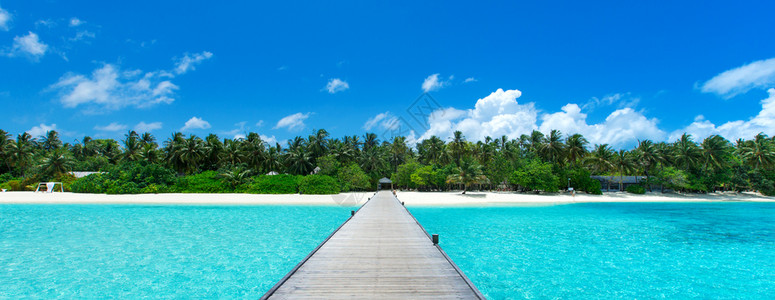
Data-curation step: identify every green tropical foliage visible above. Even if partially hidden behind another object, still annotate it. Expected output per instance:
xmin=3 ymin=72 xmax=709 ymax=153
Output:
xmin=509 ymin=159 xmax=559 ymax=192
xmin=298 ymin=175 xmax=340 ymax=194
xmin=1 ymin=127 xmax=774 ymax=196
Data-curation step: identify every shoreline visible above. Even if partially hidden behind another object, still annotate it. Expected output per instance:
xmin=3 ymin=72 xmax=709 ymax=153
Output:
xmin=1 ymin=191 xmax=773 ymax=206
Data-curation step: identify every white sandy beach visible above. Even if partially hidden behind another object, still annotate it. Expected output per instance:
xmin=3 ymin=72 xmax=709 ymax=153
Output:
xmin=0 ymin=190 xmax=772 ymax=206
xmin=395 ymin=191 xmax=775 ymax=206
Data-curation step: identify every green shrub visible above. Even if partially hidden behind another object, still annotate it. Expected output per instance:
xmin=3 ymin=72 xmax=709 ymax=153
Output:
xmin=174 ymin=171 xmax=231 ymax=193
xmin=0 ymin=173 xmax=14 ymax=183
xmin=509 ymin=160 xmax=559 ymax=192
xmin=141 ymin=184 xmax=168 ymax=194
xmin=247 ymin=174 xmax=300 ymax=194
xmin=338 ymin=163 xmax=371 ymax=192
xmin=563 ymin=167 xmax=602 ymax=194
xmin=1 ymin=177 xmax=38 ymax=191
xmin=70 ymin=174 xmax=106 ymax=193
xmin=626 ymin=185 xmax=646 ymax=194
xmin=2 ymin=180 xmax=24 ymax=191
xmin=586 ymin=180 xmax=603 ymax=195
xmin=298 ymin=175 xmax=340 ymax=194
xmin=70 ymin=162 xmax=176 ymax=194
xmin=106 ymin=181 xmax=140 ymax=195
xmin=55 ymin=174 xmax=78 ymax=192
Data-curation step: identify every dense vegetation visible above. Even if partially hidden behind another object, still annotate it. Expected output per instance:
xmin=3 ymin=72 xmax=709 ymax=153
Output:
xmin=0 ymin=128 xmax=774 ymax=196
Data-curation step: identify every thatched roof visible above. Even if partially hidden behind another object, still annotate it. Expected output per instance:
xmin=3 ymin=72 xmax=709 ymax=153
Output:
xmin=378 ymin=177 xmax=392 ymax=184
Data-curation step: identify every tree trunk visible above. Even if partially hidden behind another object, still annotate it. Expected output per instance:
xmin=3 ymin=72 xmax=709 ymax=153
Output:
xmin=620 ymin=173 xmax=624 ymax=191
xmin=646 ymin=168 xmax=651 ymax=192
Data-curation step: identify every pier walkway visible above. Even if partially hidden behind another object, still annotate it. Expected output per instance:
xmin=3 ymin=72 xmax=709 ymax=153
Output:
xmin=261 ymin=190 xmax=484 ymax=299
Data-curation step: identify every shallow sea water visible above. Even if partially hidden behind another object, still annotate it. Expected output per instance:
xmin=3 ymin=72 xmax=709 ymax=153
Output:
xmin=0 ymin=204 xmax=351 ymax=298
xmin=2 ymin=202 xmax=774 ymax=299
xmin=411 ymin=202 xmax=775 ymax=299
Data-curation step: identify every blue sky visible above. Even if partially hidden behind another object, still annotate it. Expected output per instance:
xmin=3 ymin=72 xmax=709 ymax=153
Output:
xmin=1 ymin=0 xmax=774 ymax=148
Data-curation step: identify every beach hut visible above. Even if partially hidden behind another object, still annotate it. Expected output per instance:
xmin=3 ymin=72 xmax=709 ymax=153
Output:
xmin=378 ymin=177 xmax=393 ymax=190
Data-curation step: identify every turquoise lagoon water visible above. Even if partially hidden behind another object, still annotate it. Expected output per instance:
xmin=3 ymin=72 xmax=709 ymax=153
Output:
xmin=411 ymin=202 xmax=775 ymax=299
xmin=2 ymin=202 xmax=773 ymax=299
xmin=0 ymin=204 xmax=352 ymax=298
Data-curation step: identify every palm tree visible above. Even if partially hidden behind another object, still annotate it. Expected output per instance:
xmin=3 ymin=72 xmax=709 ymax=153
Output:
xmin=264 ymin=143 xmax=284 ymax=173
xmin=673 ymin=133 xmax=700 ymax=171
xmin=0 ymin=130 xmax=13 ymax=172
xmin=329 ymin=139 xmax=355 ymax=164
xmin=426 ymin=135 xmax=444 ymax=165
xmin=308 ymin=129 xmax=329 ymax=162
xmin=344 ymin=135 xmax=362 ymax=154
xmin=175 ymin=135 xmax=205 ymax=174
xmin=586 ymin=144 xmax=615 ymax=190
xmin=10 ymin=133 xmax=34 ymax=176
xmin=38 ymin=148 xmax=74 ymax=177
xmin=141 ymin=132 xmax=156 ymax=146
xmin=220 ymin=165 xmax=252 ymax=188
xmin=164 ymin=132 xmax=186 ymax=173
xmin=141 ymin=143 xmax=161 ymax=164
xmin=474 ymin=140 xmax=495 ymax=166
xmin=285 ymin=143 xmax=313 ymax=175
xmin=446 ymin=158 xmax=488 ymax=194
xmin=41 ymin=130 xmax=62 ymax=151
xmin=700 ymin=135 xmax=732 ymax=172
xmin=81 ymin=136 xmax=98 ymax=157
xmin=449 ymin=131 xmax=467 ymax=166
xmin=565 ymin=133 xmax=588 ymax=166
xmin=586 ymin=144 xmax=614 ymax=172
xmin=363 ymin=133 xmax=378 ymax=152
xmin=635 ymin=140 xmax=658 ymax=191
xmin=612 ymin=149 xmax=635 ymax=191
xmin=738 ymin=133 xmax=775 ymax=169
xmin=528 ymin=130 xmax=545 ymax=154
xmin=244 ymin=133 xmax=267 ymax=173
xmin=389 ymin=136 xmax=408 ymax=171
xmin=203 ymin=134 xmax=224 ymax=170
xmin=122 ymin=131 xmax=142 ymax=162
xmin=359 ymin=146 xmax=387 ymax=178
xmin=539 ymin=130 xmax=565 ymax=165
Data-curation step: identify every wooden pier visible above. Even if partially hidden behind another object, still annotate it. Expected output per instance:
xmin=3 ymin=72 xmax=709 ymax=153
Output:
xmin=261 ymin=191 xmax=484 ymax=299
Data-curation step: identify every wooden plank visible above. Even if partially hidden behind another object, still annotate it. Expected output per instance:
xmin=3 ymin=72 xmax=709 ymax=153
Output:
xmin=262 ymin=191 xmax=484 ymax=299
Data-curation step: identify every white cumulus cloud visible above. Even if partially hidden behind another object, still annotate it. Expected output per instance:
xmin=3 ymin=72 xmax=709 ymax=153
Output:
xmin=422 ymin=73 xmax=452 ymax=92
xmin=27 ymin=123 xmax=58 ymax=138
xmin=7 ymin=32 xmax=48 ymax=59
xmin=174 ymin=51 xmax=213 ymax=75
xmin=51 ymin=64 xmax=178 ymax=112
xmin=418 ymin=89 xmax=537 ymax=141
xmin=181 ymin=117 xmax=211 ymax=131
xmin=325 ymin=78 xmax=349 ymax=93
xmin=51 ymin=51 xmax=212 ymax=113
xmin=274 ymin=112 xmax=310 ymax=131
xmin=464 ymin=77 xmax=477 ymax=83
xmin=409 ymin=88 xmax=667 ymax=148
xmin=134 ymin=121 xmax=162 ymax=132
xmin=69 ymin=17 xmax=83 ymax=27
xmin=0 ymin=6 xmax=11 ymax=31
xmin=701 ymin=57 xmax=775 ymax=98
xmin=261 ymin=134 xmax=278 ymax=145
xmin=540 ymin=104 xmax=665 ymax=148
xmin=94 ymin=122 xmax=128 ymax=132
xmin=671 ymin=88 xmax=775 ymax=142
xmin=363 ymin=112 xmax=400 ymax=131
xmin=224 ymin=121 xmax=248 ymax=139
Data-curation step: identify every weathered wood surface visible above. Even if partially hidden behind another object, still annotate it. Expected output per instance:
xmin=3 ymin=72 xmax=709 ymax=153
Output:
xmin=262 ymin=191 xmax=484 ymax=299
